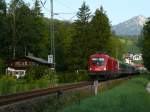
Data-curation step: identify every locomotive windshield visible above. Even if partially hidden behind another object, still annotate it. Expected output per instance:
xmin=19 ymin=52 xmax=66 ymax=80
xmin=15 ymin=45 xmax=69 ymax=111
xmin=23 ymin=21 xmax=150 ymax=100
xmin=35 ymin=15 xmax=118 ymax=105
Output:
xmin=92 ymin=58 xmax=105 ymax=66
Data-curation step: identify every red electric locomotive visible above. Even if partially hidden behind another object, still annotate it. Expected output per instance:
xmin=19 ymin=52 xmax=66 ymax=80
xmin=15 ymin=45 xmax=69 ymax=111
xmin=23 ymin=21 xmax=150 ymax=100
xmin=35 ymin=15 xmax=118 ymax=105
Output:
xmin=88 ymin=53 xmax=136 ymax=78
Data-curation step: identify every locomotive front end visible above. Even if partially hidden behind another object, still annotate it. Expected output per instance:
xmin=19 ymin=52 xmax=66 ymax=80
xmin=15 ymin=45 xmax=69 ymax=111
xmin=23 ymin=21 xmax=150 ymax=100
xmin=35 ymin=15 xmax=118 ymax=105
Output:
xmin=89 ymin=57 xmax=106 ymax=72
xmin=88 ymin=54 xmax=109 ymax=78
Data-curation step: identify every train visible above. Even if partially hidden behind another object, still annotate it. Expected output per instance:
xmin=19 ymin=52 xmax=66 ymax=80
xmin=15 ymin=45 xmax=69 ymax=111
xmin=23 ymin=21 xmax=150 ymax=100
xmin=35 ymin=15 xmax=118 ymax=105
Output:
xmin=88 ymin=53 xmax=138 ymax=79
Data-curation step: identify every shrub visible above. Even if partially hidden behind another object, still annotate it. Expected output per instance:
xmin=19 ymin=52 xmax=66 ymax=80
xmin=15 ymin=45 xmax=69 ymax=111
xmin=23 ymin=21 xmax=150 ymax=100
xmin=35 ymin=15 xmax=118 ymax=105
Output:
xmin=58 ymin=71 xmax=89 ymax=83
xmin=24 ymin=66 xmax=58 ymax=88
xmin=24 ymin=66 xmax=52 ymax=81
xmin=0 ymin=58 xmax=5 ymax=76
xmin=0 ymin=75 xmax=17 ymax=94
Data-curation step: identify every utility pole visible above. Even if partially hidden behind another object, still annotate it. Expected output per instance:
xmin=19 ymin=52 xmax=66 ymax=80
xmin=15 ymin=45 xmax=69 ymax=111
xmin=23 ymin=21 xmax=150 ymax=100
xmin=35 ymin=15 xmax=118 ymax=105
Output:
xmin=50 ymin=0 xmax=55 ymax=70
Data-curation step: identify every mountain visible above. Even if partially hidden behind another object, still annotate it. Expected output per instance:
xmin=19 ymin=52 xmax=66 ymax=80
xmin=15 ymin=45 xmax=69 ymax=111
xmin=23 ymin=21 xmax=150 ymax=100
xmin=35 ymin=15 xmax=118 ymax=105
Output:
xmin=112 ymin=15 xmax=147 ymax=36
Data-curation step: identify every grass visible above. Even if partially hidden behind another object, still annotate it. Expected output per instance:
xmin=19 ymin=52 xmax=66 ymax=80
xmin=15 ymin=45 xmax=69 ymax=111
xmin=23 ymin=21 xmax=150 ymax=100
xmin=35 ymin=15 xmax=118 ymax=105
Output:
xmin=62 ymin=75 xmax=150 ymax=112
xmin=0 ymin=75 xmax=58 ymax=95
xmin=32 ymin=89 xmax=92 ymax=112
xmin=0 ymin=71 xmax=88 ymax=95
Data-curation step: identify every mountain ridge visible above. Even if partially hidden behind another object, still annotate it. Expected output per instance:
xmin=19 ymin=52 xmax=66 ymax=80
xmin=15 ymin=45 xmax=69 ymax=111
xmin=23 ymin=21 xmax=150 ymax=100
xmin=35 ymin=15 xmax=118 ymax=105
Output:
xmin=112 ymin=15 xmax=147 ymax=36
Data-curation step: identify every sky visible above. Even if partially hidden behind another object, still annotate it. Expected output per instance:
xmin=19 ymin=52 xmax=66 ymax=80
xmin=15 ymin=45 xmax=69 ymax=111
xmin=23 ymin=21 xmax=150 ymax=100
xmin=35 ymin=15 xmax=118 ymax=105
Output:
xmin=6 ymin=0 xmax=150 ymax=25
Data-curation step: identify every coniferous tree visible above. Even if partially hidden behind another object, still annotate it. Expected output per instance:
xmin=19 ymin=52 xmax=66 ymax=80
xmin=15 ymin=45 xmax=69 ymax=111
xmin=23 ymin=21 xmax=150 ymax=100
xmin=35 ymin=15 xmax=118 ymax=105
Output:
xmin=7 ymin=0 xmax=49 ymax=58
xmin=142 ymin=18 xmax=150 ymax=70
xmin=7 ymin=0 xmax=24 ymax=58
xmin=0 ymin=0 xmax=9 ymax=59
xmin=0 ymin=0 xmax=7 ymax=41
xmin=32 ymin=0 xmax=49 ymax=58
xmin=0 ymin=0 xmax=11 ymax=73
xmin=33 ymin=0 xmax=43 ymax=17
xmin=54 ymin=21 xmax=73 ymax=71
xmin=67 ymin=2 xmax=91 ymax=70
xmin=8 ymin=0 xmax=36 ymax=57
xmin=89 ymin=6 xmax=111 ymax=54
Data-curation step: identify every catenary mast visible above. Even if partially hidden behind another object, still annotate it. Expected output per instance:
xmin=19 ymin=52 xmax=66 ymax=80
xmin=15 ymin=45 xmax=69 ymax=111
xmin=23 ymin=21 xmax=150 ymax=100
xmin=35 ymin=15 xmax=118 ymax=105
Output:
xmin=50 ymin=0 xmax=55 ymax=70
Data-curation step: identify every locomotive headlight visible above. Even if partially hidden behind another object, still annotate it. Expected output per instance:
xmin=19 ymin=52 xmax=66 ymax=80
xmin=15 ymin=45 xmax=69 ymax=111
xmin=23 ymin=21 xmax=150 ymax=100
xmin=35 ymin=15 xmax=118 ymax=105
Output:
xmin=104 ymin=67 xmax=106 ymax=70
xmin=90 ymin=67 xmax=92 ymax=70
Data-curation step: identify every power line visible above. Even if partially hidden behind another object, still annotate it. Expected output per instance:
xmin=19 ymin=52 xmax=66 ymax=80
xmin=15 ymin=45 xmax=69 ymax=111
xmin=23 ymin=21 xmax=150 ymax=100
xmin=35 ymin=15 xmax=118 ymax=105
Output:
xmin=56 ymin=0 xmax=77 ymax=12
xmin=54 ymin=12 xmax=76 ymax=15
xmin=69 ymin=15 xmax=76 ymax=21
xmin=40 ymin=0 xmax=76 ymax=17
xmin=40 ymin=0 xmax=50 ymax=12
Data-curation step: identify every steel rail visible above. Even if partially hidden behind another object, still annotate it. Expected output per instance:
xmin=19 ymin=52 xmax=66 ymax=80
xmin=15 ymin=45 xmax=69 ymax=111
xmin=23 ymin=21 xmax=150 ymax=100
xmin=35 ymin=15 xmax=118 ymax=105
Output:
xmin=0 ymin=81 xmax=92 ymax=106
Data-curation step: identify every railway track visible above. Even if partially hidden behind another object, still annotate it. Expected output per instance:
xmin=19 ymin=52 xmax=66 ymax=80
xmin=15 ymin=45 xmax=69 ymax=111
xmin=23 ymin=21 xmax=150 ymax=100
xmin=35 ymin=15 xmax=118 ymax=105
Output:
xmin=0 ymin=81 xmax=92 ymax=107
xmin=0 ymin=76 xmax=131 ymax=107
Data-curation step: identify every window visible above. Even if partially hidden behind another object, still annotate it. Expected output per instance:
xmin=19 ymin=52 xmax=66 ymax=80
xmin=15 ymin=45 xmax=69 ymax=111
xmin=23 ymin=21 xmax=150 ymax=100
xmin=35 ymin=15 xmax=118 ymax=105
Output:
xmin=92 ymin=58 xmax=105 ymax=66
xmin=15 ymin=62 xmax=21 ymax=66
xmin=24 ymin=61 xmax=28 ymax=65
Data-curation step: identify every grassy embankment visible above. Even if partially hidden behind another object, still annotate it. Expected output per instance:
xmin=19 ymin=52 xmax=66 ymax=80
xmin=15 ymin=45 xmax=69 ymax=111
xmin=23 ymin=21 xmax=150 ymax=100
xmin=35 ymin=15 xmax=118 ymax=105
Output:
xmin=0 ymin=75 xmax=57 ymax=95
xmin=0 ymin=72 xmax=88 ymax=95
xmin=62 ymin=75 xmax=150 ymax=112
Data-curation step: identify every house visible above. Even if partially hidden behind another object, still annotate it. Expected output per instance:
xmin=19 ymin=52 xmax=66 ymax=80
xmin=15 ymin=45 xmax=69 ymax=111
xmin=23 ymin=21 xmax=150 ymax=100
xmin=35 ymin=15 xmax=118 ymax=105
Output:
xmin=123 ymin=53 xmax=143 ymax=64
xmin=6 ymin=56 xmax=53 ymax=78
xmin=132 ymin=54 xmax=142 ymax=61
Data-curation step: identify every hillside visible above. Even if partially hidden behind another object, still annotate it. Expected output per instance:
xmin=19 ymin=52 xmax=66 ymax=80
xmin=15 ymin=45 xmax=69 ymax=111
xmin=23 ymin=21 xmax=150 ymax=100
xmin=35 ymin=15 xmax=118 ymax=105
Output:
xmin=112 ymin=15 xmax=147 ymax=36
xmin=119 ymin=37 xmax=141 ymax=53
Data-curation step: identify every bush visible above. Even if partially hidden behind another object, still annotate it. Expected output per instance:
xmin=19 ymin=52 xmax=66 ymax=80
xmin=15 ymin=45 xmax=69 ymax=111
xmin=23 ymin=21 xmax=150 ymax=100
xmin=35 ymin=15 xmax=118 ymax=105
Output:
xmin=0 ymin=75 xmax=17 ymax=94
xmin=24 ymin=66 xmax=53 ymax=81
xmin=0 ymin=66 xmax=59 ymax=95
xmin=45 ymin=70 xmax=58 ymax=86
xmin=58 ymin=71 xmax=89 ymax=83
xmin=0 ymin=58 xmax=5 ymax=76
xmin=24 ymin=66 xmax=58 ymax=89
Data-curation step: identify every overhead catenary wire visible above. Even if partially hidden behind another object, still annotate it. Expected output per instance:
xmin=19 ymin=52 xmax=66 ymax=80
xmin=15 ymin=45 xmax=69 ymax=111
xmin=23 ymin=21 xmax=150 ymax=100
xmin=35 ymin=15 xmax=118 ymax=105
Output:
xmin=56 ymin=0 xmax=77 ymax=12
xmin=40 ymin=0 xmax=77 ymax=21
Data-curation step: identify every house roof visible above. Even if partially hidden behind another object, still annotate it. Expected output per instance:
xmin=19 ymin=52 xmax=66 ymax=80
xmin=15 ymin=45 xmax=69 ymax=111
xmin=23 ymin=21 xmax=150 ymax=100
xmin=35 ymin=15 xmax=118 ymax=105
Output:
xmin=26 ymin=56 xmax=50 ymax=65
xmin=8 ymin=55 xmax=52 ymax=66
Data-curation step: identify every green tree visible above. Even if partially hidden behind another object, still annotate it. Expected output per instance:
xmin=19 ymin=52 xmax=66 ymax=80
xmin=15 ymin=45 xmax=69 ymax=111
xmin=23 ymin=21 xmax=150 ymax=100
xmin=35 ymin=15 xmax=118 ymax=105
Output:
xmin=89 ymin=6 xmax=111 ymax=54
xmin=8 ymin=0 xmax=28 ymax=57
xmin=67 ymin=2 xmax=91 ymax=70
xmin=31 ymin=0 xmax=49 ymax=58
xmin=142 ymin=18 xmax=150 ymax=70
xmin=7 ymin=0 xmax=49 ymax=59
xmin=54 ymin=20 xmax=73 ymax=71
xmin=137 ymin=34 xmax=144 ymax=50
xmin=0 ymin=58 xmax=5 ymax=75
xmin=107 ymin=36 xmax=126 ymax=60
xmin=33 ymin=0 xmax=43 ymax=17
xmin=16 ymin=3 xmax=36 ymax=57
xmin=0 ymin=0 xmax=9 ymax=59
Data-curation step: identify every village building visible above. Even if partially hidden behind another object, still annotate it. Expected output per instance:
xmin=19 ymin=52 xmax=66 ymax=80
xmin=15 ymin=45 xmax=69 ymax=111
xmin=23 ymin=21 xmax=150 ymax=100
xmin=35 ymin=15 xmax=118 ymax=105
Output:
xmin=6 ymin=56 xmax=52 ymax=78
xmin=123 ymin=53 xmax=142 ymax=64
xmin=132 ymin=54 xmax=142 ymax=61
